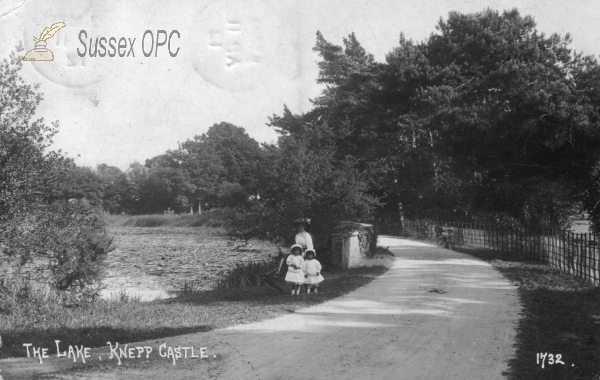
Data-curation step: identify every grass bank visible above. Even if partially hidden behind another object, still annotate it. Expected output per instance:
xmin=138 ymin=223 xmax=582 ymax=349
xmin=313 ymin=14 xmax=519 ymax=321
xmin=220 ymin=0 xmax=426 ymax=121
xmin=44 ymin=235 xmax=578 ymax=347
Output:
xmin=456 ymin=247 xmax=600 ymax=380
xmin=103 ymin=213 xmax=226 ymax=227
xmin=0 ymin=253 xmax=393 ymax=359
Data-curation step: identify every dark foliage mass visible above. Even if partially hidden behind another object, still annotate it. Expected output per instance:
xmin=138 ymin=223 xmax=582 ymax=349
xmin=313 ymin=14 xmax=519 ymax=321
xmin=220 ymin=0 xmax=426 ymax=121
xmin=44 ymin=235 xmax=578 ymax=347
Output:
xmin=266 ymin=8 xmax=600 ymax=230
xmin=28 ymin=8 xmax=600 ymax=244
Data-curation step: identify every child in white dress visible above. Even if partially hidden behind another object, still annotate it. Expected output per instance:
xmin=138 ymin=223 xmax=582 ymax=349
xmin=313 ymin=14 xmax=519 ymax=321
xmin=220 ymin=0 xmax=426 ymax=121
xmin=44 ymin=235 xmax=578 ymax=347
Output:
xmin=303 ymin=250 xmax=324 ymax=294
xmin=285 ymin=244 xmax=306 ymax=295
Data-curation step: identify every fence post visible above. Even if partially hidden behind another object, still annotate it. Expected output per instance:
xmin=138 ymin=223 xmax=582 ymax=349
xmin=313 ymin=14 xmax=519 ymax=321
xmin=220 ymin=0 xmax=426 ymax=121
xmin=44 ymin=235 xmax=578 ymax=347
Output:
xmin=575 ymin=232 xmax=579 ymax=279
xmin=484 ymin=223 xmax=487 ymax=248
xmin=585 ymin=233 xmax=589 ymax=281
xmin=568 ymin=231 xmax=572 ymax=276
xmin=537 ymin=229 xmax=546 ymax=260
xmin=536 ymin=227 xmax=540 ymax=261
xmin=595 ymin=233 xmax=599 ymax=285
xmin=574 ymin=231 xmax=578 ymax=277
xmin=592 ymin=232 xmax=595 ymax=284
xmin=504 ymin=226 xmax=507 ymax=254
xmin=561 ymin=229 xmax=565 ymax=272
xmin=499 ymin=226 xmax=503 ymax=254
xmin=578 ymin=233 xmax=582 ymax=279
xmin=580 ymin=233 xmax=583 ymax=279
xmin=495 ymin=224 xmax=499 ymax=252
xmin=585 ymin=233 xmax=596 ymax=284
xmin=538 ymin=227 xmax=548 ymax=260
xmin=557 ymin=229 xmax=562 ymax=271
xmin=522 ymin=227 xmax=524 ymax=256
xmin=590 ymin=234 xmax=600 ymax=285
xmin=498 ymin=225 xmax=501 ymax=253
xmin=581 ymin=233 xmax=585 ymax=280
xmin=519 ymin=227 xmax=523 ymax=256
xmin=596 ymin=233 xmax=600 ymax=285
xmin=541 ymin=227 xmax=545 ymax=262
xmin=576 ymin=232 xmax=580 ymax=278
xmin=527 ymin=227 xmax=532 ymax=259
xmin=584 ymin=233 xmax=589 ymax=281
xmin=553 ymin=229 xmax=558 ymax=270
xmin=556 ymin=229 xmax=560 ymax=269
xmin=545 ymin=228 xmax=549 ymax=264
xmin=532 ymin=228 xmax=541 ymax=257
xmin=505 ymin=226 xmax=508 ymax=254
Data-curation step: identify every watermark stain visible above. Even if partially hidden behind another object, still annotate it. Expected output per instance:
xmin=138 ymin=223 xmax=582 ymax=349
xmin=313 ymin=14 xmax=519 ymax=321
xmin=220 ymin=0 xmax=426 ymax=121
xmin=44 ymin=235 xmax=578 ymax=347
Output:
xmin=193 ymin=0 xmax=280 ymax=92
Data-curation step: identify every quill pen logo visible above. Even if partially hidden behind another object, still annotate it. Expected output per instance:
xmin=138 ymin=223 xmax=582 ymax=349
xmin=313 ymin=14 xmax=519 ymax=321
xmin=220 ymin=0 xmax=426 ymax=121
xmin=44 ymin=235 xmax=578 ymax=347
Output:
xmin=23 ymin=22 xmax=66 ymax=62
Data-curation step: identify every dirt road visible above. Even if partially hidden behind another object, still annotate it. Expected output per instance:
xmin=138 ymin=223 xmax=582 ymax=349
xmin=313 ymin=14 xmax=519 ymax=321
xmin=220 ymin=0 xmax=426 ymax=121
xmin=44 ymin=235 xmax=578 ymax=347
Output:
xmin=1 ymin=237 xmax=520 ymax=379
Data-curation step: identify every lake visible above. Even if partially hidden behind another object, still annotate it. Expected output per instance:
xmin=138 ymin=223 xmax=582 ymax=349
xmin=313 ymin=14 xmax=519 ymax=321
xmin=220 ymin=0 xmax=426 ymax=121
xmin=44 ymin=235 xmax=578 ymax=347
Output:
xmin=100 ymin=227 xmax=280 ymax=301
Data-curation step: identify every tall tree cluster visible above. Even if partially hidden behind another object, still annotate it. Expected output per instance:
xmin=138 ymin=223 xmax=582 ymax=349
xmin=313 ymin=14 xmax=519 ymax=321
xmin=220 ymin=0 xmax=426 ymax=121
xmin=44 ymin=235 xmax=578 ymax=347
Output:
xmin=269 ymin=8 xmax=600 ymax=230
xmin=54 ymin=122 xmax=264 ymax=215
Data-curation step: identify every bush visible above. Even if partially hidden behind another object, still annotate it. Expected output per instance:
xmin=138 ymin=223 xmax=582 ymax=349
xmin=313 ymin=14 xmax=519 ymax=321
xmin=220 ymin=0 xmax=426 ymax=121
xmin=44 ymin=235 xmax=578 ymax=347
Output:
xmin=1 ymin=200 xmax=114 ymax=309
xmin=40 ymin=201 xmax=114 ymax=296
xmin=212 ymin=256 xmax=281 ymax=290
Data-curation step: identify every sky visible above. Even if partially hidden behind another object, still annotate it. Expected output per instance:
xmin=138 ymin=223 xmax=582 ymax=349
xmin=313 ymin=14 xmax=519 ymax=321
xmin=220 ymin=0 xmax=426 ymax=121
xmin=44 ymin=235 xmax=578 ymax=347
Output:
xmin=1 ymin=0 xmax=600 ymax=171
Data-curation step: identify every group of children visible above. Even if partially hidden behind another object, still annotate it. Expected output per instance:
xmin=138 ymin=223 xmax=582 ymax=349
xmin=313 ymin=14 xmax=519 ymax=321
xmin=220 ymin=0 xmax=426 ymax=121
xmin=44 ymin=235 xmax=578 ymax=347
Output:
xmin=284 ymin=244 xmax=324 ymax=295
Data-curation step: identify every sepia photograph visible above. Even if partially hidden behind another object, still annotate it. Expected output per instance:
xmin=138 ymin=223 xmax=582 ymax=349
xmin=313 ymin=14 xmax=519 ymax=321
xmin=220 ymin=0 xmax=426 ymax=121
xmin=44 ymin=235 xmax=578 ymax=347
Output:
xmin=0 ymin=0 xmax=599 ymax=378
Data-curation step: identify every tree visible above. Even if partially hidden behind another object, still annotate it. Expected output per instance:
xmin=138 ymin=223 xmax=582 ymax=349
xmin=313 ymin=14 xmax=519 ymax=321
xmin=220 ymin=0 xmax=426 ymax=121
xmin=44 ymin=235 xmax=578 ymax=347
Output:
xmin=0 ymin=45 xmax=112 ymax=308
xmin=270 ymin=32 xmax=437 ymax=225
xmin=0 ymin=46 xmax=67 ymax=223
xmin=412 ymin=8 xmax=600 ymax=226
xmin=125 ymin=122 xmax=264 ymax=214
xmin=51 ymin=163 xmax=134 ymax=214
xmin=269 ymin=10 xmax=600 ymax=229
xmin=96 ymin=164 xmax=131 ymax=213
xmin=170 ymin=122 xmax=263 ymax=210
xmin=52 ymin=164 xmax=103 ymax=206
xmin=229 ymin=121 xmax=378 ymax=247
xmin=140 ymin=162 xmax=189 ymax=214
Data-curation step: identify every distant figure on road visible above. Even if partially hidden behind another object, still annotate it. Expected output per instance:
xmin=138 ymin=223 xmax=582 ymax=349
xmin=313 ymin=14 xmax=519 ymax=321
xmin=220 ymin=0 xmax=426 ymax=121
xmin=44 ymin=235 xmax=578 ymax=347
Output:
xmin=294 ymin=218 xmax=314 ymax=257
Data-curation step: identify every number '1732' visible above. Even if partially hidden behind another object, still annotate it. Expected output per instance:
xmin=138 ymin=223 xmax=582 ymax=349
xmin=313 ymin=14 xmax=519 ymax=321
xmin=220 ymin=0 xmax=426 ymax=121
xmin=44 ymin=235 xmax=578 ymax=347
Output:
xmin=536 ymin=353 xmax=564 ymax=368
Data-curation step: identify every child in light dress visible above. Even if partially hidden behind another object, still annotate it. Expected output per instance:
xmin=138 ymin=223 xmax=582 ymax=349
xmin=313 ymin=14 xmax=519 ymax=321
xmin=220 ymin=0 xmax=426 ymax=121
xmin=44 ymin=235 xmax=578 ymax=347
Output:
xmin=303 ymin=249 xmax=324 ymax=294
xmin=285 ymin=244 xmax=306 ymax=295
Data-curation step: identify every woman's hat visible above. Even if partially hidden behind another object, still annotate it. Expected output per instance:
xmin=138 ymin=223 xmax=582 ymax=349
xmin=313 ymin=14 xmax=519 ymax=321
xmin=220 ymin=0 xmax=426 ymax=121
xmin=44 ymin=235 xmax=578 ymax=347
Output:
xmin=293 ymin=217 xmax=311 ymax=227
xmin=305 ymin=249 xmax=316 ymax=258
xmin=290 ymin=244 xmax=303 ymax=251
